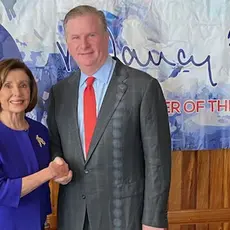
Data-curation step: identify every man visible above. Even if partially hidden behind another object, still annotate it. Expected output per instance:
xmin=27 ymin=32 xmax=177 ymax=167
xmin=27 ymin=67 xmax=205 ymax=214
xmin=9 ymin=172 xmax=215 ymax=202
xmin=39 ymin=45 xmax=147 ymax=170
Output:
xmin=47 ymin=5 xmax=171 ymax=230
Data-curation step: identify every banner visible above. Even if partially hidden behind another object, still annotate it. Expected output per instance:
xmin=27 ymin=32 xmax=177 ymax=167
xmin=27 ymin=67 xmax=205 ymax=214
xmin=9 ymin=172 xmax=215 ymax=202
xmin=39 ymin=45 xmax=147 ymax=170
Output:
xmin=0 ymin=0 xmax=230 ymax=150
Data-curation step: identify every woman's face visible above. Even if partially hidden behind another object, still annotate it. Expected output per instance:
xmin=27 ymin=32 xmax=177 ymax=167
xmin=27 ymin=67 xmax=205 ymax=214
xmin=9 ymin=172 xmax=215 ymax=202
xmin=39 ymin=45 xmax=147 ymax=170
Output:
xmin=0 ymin=69 xmax=31 ymax=114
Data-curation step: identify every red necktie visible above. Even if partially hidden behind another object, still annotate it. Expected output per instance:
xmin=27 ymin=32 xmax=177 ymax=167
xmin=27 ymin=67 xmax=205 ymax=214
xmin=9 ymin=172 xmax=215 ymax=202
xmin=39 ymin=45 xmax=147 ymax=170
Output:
xmin=84 ymin=76 xmax=96 ymax=156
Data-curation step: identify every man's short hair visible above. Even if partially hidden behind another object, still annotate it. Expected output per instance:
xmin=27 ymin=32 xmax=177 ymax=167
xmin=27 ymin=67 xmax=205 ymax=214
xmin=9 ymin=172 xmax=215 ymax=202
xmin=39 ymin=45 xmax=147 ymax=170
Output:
xmin=63 ymin=5 xmax=108 ymax=32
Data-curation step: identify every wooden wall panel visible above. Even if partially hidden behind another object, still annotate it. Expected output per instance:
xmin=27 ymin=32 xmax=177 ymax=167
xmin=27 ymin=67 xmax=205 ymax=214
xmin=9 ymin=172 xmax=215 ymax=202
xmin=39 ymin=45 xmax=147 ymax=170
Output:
xmin=209 ymin=150 xmax=224 ymax=230
xmin=181 ymin=151 xmax=196 ymax=230
xmin=47 ymin=181 xmax=59 ymax=229
xmin=224 ymin=150 xmax=230 ymax=230
xmin=196 ymin=150 xmax=210 ymax=230
xmin=47 ymin=149 xmax=230 ymax=230
xmin=168 ymin=151 xmax=182 ymax=230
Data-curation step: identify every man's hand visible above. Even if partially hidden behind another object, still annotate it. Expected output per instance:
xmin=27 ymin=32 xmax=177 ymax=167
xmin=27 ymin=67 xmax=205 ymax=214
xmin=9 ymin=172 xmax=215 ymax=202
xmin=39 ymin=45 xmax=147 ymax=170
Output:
xmin=54 ymin=170 xmax=73 ymax=185
xmin=53 ymin=157 xmax=73 ymax=185
xmin=142 ymin=225 xmax=166 ymax=230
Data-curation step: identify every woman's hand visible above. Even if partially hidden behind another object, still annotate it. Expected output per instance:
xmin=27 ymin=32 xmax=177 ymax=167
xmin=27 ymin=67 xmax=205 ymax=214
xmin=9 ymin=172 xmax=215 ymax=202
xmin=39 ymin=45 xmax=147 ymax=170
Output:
xmin=48 ymin=157 xmax=69 ymax=179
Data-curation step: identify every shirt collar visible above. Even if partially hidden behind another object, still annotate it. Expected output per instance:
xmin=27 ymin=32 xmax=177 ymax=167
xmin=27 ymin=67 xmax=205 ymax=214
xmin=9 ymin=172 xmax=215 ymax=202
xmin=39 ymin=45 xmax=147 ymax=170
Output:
xmin=80 ymin=55 xmax=113 ymax=86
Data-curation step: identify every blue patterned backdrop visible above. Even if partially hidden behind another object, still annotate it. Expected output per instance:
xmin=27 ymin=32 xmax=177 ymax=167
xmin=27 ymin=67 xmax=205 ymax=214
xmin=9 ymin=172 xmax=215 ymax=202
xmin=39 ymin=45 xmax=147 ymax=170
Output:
xmin=0 ymin=0 xmax=230 ymax=150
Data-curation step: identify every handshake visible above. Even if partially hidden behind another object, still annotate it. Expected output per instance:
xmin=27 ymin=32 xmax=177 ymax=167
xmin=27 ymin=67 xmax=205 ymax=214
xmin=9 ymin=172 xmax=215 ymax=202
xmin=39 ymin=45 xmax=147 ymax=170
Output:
xmin=48 ymin=157 xmax=72 ymax=185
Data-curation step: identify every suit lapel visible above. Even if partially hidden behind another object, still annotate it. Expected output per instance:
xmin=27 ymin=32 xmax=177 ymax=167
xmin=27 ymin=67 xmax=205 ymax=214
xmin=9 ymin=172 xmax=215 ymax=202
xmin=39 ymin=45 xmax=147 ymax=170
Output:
xmin=86 ymin=60 xmax=128 ymax=164
xmin=67 ymin=71 xmax=85 ymax=164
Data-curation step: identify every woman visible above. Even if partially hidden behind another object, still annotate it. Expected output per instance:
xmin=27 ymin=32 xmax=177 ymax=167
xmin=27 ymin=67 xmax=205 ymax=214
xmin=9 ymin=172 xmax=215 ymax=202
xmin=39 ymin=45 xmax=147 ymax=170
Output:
xmin=0 ymin=59 xmax=68 ymax=230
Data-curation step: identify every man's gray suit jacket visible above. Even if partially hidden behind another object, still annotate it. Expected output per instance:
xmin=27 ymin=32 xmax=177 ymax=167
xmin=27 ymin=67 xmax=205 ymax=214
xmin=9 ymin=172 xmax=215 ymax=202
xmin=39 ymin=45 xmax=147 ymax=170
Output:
xmin=47 ymin=58 xmax=171 ymax=230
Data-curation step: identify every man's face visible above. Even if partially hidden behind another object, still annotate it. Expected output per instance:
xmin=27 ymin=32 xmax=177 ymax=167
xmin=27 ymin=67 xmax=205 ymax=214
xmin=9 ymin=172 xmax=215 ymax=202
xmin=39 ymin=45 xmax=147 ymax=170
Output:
xmin=65 ymin=13 xmax=109 ymax=75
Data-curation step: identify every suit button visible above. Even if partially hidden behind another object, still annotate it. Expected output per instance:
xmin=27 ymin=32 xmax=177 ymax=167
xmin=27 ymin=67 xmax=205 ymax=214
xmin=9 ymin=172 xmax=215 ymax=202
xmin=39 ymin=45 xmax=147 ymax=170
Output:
xmin=82 ymin=195 xmax=86 ymax=199
xmin=84 ymin=169 xmax=89 ymax=174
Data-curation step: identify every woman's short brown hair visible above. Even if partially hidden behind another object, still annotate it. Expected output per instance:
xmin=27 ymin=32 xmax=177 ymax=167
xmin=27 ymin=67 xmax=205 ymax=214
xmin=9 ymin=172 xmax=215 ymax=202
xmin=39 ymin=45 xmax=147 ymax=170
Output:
xmin=0 ymin=58 xmax=38 ymax=113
